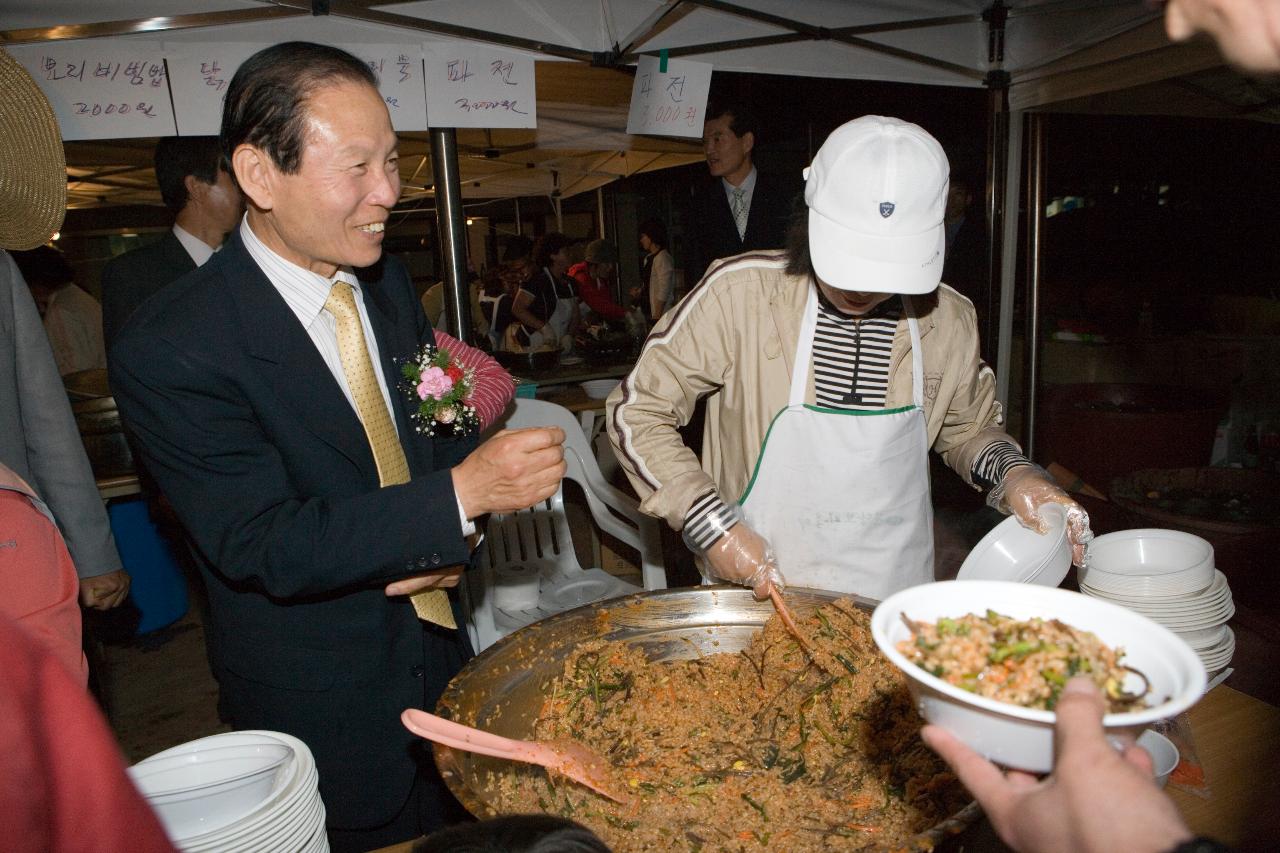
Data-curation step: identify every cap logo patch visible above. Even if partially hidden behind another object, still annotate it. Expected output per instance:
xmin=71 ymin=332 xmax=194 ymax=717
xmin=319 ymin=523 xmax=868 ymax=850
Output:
xmin=879 ymin=202 xmax=895 ymax=218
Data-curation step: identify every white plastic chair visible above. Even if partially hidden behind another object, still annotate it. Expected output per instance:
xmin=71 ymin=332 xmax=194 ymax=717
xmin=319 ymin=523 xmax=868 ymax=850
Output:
xmin=462 ymin=397 xmax=666 ymax=651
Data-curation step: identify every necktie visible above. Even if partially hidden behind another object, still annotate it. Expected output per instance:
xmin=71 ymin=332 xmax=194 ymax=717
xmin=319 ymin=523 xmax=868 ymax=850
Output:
xmin=730 ymin=186 xmax=748 ymax=240
xmin=324 ymin=281 xmax=456 ymax=629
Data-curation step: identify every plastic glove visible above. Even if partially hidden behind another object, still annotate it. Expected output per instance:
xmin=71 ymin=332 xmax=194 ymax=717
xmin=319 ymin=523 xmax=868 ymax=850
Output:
xmin=704 ymin=522 xmax=786 ymax=600
xmin=990 ymin=464 xmax=1094 ymax=567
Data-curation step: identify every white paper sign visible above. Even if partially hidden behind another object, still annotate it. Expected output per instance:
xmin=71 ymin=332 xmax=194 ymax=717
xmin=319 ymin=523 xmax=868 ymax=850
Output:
xmin=8 ymin=42 xmax=177 ymax=140
xmin=166 ymin=43 xmax=427 ymax=136
xmin=165 ymin=42 xmax=266 ymax=136
xmin=625 ymin=54 xmax=712 ymax=138
xmin=345 ymin=45 xmax=429 ymax=132
xmin=422 ymin=41 xmax=536 ymax=129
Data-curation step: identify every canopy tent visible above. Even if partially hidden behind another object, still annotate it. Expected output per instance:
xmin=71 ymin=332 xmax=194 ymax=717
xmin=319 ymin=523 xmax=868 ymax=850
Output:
xmin=3 ymin=0 xmax=1264 ymax=436
xmin=1 ymin=1 xmax=1220 ymax=102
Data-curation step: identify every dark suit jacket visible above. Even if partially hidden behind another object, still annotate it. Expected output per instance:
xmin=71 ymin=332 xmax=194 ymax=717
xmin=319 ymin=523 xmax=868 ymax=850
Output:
xmin=100 ymin=230 xmax=196 ymax=351
xmin=109 ymin=232 xmax=477 ymax=830
xmin=687 ymin=169 xmax=797 ymax=286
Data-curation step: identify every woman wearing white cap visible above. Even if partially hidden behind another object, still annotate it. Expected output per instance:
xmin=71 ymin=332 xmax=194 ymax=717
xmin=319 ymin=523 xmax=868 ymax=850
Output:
xmin=607 ymin=115 xmax=1092 ymax=600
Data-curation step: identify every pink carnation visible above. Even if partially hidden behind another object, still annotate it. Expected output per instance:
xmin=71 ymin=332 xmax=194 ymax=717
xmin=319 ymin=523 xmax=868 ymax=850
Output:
xmin=416 ymin=366 xmax=454 ymax=400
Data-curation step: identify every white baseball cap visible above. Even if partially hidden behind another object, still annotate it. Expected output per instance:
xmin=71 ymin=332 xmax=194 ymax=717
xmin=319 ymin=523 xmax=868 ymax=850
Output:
xmin=804 ymin=115 xmax=949 ymax=295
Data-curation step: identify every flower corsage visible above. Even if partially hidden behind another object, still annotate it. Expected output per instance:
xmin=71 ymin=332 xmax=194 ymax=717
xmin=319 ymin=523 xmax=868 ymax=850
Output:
xmin=400 ymin=344 xmax=480 ymax=436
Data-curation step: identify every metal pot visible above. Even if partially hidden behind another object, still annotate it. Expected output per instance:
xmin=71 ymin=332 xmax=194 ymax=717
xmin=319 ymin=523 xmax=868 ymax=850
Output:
xmin=434 ymin=586 xmax=979 ymax=845
xmin=494 ymin=348 xmax=560 ymax=374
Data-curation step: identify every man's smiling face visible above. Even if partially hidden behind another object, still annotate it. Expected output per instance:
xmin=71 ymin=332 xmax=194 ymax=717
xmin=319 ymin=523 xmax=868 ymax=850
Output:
xmin=239 ymin=80 xmax=401 ymax=277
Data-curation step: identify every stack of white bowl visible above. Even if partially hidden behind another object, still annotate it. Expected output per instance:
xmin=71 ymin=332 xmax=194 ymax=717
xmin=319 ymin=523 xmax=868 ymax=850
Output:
xmin=1078 ymin=529 xmax=1235 ymax=674
xmin=129 ymin=730 xmax=327 ymax=852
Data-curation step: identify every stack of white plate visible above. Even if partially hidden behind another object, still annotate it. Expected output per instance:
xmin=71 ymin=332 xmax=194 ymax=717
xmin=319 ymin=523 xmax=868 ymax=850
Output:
xmin=129 ymin=730 xmax=328 ymax=852
xmin=1079 ymin=529 xmax=1235 ymax=674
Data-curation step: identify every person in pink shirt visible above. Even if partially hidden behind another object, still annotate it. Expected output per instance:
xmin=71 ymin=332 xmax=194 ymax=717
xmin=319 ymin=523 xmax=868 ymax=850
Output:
xmin=0 ymin=610 xmax=176 ymax=853
xmin=0 ymin=461 xmax=87 ymax=685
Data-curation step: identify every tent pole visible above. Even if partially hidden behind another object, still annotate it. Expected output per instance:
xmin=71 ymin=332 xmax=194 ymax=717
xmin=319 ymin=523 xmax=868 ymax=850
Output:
xmin=983 ymin=80 xmax=1009 ymax=362
xmin=1022 ymin=114 xmax=1046 ymax=458
xmin=513 ymin=198 xmax=522 ymax=236
xmin=596 ymin=187 xmax=606 ymax=238
xmin=431 ymin=128 xmax=473 ymax=343
xmin=995 ymin=111 xmax=1024 ymax=413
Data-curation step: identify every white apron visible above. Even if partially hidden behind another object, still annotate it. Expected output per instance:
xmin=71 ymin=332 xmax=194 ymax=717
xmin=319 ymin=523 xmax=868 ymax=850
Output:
xmin=739 ymin=286 xmax=934 ymax=601
xmin=544 ymin=270 xmax=578 ymax=345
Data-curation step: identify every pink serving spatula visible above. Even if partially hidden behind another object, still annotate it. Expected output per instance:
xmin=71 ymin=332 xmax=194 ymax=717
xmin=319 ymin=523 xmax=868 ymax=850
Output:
xmin=401 ymin=709 xmax=630 ymax=804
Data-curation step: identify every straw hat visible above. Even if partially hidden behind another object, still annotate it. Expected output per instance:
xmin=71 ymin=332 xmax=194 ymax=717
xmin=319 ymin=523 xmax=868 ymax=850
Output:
xmin=0 ymin=48 xmax=67 ymax=250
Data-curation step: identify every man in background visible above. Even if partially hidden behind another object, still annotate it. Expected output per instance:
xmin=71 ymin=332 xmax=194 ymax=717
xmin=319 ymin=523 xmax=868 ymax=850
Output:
xmin=686 ymin=100 xmax=794 ymax=285
xmin=101 ymin=135 xmax=243 ymax=348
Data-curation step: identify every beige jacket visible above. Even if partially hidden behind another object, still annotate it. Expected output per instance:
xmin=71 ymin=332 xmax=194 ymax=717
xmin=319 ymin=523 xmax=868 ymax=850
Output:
xmin=606 ymin=250 xmax=1016 ymax=532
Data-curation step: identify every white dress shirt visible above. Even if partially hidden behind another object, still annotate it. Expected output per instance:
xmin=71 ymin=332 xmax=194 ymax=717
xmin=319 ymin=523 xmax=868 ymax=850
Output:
xmin=172 ymin=223 xmax=217 ymax=268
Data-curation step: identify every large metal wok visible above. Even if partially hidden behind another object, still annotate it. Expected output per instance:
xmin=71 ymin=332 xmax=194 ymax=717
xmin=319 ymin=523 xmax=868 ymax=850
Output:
xmin=434 ymin=586 xmax=981 ymax=847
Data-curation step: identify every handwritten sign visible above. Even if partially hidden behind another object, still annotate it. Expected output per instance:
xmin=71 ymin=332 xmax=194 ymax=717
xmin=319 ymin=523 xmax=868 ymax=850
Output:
xmin=625 ymin=54 xmax=712 ymax=139
xmin=344 ymin=44 xmax=428 ymax=131
xmin=8 ymin=42 xmax=177 ymax=140
xmin=166 ymin=43 xmax=427 ymax=135
xmin=165 ymin=42 xmax=265 ymax=136
xmin=422 ymin=42 xmax=536 ymax=129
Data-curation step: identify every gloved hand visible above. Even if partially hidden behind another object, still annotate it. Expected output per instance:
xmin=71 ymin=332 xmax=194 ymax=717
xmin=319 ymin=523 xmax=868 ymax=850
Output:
xmin=703 ymin=522 xmax=786 ymax=600
xmin=990 ymin=464 xmax=1094 ymax=567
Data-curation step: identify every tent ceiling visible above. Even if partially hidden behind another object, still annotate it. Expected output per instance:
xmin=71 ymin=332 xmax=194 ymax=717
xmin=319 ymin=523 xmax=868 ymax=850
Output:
xmin=2 ymin=1 xmax=1163 ymax=88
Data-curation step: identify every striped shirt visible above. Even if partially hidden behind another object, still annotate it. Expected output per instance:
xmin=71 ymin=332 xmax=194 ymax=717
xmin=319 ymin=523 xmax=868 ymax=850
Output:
xmin=813 ymin=295 xmax=899 ymax=409
xmin=683 ymin=289 xmax=1031 ymax=551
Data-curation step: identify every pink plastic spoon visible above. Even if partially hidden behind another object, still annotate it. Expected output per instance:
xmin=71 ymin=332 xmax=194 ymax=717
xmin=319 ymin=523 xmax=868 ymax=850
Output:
xmin=401 ymin=709 xmax=631 ymax=804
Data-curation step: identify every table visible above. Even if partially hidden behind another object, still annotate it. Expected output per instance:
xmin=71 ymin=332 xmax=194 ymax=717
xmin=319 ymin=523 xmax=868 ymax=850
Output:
xmin=507 ymin=360 xmax=632 ymax=391
xmin=1168 ymin=684 xmax=1280 ymax=846
xmin=525 ymin=361 xmax=631 ymax=444
xmin=370 ymin=684 xmax=1279 ymax=853
xmin=96 ymin=473 xmax=141 ymax=501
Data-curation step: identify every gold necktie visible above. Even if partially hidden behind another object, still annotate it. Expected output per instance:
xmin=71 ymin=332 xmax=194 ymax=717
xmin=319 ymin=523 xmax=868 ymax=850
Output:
xmin=324 ymin=281 xmax=456 ymax=629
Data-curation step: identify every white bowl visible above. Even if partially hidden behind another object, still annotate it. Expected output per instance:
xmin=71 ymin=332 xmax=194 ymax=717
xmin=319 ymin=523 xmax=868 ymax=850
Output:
xmin=1081 ymin=529 xmax=1214 ymax=596
xmin=957 ymin=504 xmax=1070 ymax=587
xmin=145 ymin=731 xmax=316 ymax=849
xmin=580 ymin=379 xmax=621 ymax=399
xmin=1137 ymin=729 xmax=1180 ymax=788
xmin=871 ymin=580 xmax=1207 ymax=773
xmin=129 ymin=742 xmax=292 ymax=839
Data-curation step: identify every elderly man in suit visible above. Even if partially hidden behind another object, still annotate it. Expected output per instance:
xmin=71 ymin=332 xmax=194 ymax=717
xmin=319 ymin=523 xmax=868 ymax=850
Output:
xmin=100 ymin=135 xmax=243 ymax=348
xmin=686 ymin=100 xmax=796 ymax=285
xmin=110 ymin=42 xmax=564 ymax=852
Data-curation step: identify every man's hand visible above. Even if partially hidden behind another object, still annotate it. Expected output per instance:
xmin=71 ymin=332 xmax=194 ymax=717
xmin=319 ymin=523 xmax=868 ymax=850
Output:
xmin=451 ymin=426 xmax=566 ymax=519
xmin=385 ymin=566 xmax=464 ymax=597
xmin=921 ymin=678 xmax=1191 ymax=853
xmin=79 ymin=569 xmax=131 ymax=610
